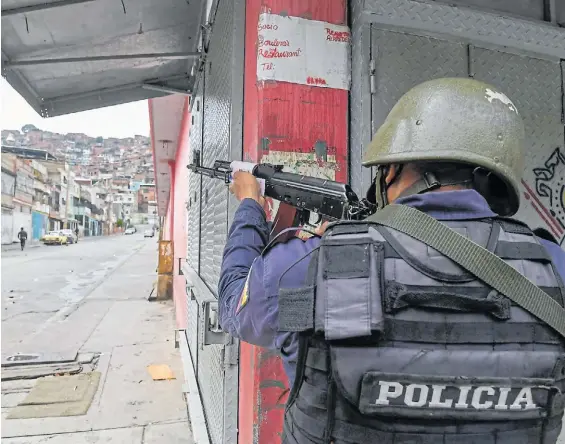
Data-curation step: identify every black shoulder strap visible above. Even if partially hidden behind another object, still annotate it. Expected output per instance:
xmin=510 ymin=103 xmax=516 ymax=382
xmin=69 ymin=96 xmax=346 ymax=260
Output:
xmin=366 ymin=204 xmax=565 ymax=339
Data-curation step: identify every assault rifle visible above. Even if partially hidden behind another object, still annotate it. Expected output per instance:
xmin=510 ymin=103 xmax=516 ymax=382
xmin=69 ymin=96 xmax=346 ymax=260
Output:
xmin=186 ymin=150 xmax=376 ymax=226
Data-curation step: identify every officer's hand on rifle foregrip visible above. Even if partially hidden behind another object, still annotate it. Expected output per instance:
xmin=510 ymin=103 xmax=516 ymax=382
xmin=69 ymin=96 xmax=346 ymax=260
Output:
xmin=229 ymin=171 xmax=263 ymax=206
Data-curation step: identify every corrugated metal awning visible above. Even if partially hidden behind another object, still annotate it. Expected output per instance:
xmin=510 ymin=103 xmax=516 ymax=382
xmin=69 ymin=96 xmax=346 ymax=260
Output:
xmin=1 ymin=0 xmax=205 ymax=117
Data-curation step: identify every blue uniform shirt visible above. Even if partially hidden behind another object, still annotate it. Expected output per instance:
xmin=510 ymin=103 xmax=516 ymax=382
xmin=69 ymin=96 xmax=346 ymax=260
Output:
xmin=218 ymin=190 xmax=565 ymax=386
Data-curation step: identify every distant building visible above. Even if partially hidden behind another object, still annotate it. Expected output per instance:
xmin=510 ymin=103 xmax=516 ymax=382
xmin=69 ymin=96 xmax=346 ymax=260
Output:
xmin=1 ymin=153 xmax=17 ymax=244
xmin=29 ymin=159 xmax=50 ymax=241
xmin=2 ymin=128 xmax=151 ymax=237
xmin=12 ymin=157 xmax=34 ymax=242
xmin=137 ymin=183 xmax=156 ymax=213
xmin=4 ymin=133 xmax=16 ymax=146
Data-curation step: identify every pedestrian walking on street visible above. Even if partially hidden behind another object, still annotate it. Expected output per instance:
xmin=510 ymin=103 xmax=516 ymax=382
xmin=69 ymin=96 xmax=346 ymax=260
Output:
xmin=218 ymin=78 xmax=565 ymax=443
xmin=17 ymin=227 xmax=28 ymax=251
xmin=75 ymin=227 xmax=79 ymax=242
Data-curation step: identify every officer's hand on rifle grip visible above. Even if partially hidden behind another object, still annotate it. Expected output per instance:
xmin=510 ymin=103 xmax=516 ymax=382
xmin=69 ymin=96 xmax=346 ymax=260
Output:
xmin=315 ymin=221 xmax=330 ymax=236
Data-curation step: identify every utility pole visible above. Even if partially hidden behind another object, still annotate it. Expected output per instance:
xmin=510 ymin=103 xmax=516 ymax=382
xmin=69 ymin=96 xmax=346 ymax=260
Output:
xmin=107 ymin=200 xmax=112 ymax=234
xmin=64 ymin=164 xmax=70 ymax=229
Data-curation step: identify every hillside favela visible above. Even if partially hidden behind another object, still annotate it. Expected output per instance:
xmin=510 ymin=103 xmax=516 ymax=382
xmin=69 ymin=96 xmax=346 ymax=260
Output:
xmin=1 ymin=125 xmax=157 ymax=246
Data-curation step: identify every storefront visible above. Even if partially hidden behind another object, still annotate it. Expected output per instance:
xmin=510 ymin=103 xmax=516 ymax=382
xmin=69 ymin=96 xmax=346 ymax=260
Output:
xmin=4 ymin=0 xmax=563 ymax=442
xmin=150 ymin=1 xmax=565 ymax=442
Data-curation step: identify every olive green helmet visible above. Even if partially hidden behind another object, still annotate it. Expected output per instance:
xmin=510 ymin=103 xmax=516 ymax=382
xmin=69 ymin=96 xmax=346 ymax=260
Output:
xmin=363 ymin=77 xmax=526 ymax=216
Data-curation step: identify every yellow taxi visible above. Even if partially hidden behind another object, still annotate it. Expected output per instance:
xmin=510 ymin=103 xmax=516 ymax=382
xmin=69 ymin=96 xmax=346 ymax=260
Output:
xmin=42 ymin=231 xmax=70 ymax=246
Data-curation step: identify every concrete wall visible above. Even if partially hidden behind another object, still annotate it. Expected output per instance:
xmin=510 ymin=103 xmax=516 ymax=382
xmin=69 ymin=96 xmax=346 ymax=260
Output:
xmin=13 ymin=207 xmax=32 ymax=243
xmin=1 ymin=209 xmax=13 ymax=244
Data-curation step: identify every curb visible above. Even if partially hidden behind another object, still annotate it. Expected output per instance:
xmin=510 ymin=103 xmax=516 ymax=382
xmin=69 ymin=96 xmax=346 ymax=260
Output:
xmin=1 ymin=243 xmax=42 ymax=252
xmin=1 ymin=234 xmax=123 ymax=251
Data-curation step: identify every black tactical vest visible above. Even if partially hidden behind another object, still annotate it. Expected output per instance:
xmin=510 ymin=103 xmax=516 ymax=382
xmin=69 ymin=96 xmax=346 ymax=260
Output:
xmin=278 ymin=217 xmax=565 ymax=444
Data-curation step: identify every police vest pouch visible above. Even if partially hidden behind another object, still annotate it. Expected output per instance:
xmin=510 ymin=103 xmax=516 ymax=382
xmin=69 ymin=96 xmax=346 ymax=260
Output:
xmin=366 ymin=204 xmax=565 ymax=339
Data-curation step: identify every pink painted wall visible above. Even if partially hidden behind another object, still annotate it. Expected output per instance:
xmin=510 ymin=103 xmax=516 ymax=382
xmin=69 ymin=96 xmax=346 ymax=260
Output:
xmin=156 ymin=97 xmax=191 ymax=330
xmin=171 ymin=97 xmax=191 ymax=330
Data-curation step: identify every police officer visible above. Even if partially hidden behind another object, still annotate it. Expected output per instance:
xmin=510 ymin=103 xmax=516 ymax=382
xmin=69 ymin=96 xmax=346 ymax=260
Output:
xmin=219 ymin=78 xmax=565 ymax=443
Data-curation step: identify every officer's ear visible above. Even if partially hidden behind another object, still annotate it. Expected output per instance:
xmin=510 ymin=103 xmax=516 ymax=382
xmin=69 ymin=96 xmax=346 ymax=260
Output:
xmin=384 ymin=165 xmax=398 ymax=186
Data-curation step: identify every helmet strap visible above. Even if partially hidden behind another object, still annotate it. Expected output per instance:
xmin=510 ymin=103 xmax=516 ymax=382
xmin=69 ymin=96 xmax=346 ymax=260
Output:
xmin=370 ymin=165 xmax=474 ymax=209
xmin=373 ymin=167 xmax=388 ymax=210
xmin=396 ymin=171 xmax=441 ymax=199
xmin=396 ymin=166 xmax=473 ymax=200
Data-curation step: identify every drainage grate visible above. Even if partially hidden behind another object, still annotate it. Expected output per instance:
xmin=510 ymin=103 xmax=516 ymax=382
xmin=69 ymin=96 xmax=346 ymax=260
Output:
xmin=5 ymin=353 xmax=40 ymax=363
xmin=2 ymin=351 xmax=78 ymax=368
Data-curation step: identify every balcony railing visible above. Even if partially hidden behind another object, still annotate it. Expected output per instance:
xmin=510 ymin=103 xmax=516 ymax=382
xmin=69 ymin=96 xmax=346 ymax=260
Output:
xmin=74 ymin=205 xmax=91 ymax=217
xmin=33 ymin=202 xmax=50 ymax=214
xmin=33 ymin=179 xmax=49 ymax=194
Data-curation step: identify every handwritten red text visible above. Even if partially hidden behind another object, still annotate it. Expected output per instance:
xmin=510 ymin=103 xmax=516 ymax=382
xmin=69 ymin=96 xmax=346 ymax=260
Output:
xmin=326 ymin=28 xmax=350 ymax=43
xmin=307 ymin=77 xmax=327 ymax=86
xmin=259 ymin=48 xmax=302 ymax=58
xmin=259 ymin=38 xmax=290 ymax=47
xmin=258 ymin=23 xmax=278 ymax=31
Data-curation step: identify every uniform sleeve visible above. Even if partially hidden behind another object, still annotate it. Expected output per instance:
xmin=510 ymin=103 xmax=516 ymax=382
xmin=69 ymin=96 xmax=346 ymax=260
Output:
xmin=218 ymin=197 xmax=321 ymax=353
xmin=218 ymin=198 xmax=275 ymax=347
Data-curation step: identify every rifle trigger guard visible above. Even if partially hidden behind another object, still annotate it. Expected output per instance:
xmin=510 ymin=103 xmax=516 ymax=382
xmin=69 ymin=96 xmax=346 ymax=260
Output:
xmin=312 ymin=213 xmax=322 ymax=225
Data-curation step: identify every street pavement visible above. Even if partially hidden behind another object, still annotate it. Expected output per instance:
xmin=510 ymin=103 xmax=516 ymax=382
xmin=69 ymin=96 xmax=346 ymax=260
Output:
xmin=1 ymin=232 xmax=194 ymax=443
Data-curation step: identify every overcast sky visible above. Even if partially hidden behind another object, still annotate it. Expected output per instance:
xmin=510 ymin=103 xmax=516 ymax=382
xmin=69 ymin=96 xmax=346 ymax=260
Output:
xmin=1 ymin=80 xmax=150 ymax=139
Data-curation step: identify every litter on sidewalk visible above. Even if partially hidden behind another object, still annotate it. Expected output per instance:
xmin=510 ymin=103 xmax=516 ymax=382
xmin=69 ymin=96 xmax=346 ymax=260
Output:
xmin=147 ymin=364 xmax=175 ymax=381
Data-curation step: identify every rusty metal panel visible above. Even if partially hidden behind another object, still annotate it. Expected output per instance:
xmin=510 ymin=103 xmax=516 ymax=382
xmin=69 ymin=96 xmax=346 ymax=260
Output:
xmin=158 ymin=240 xmax=174 ymax=275
xmin=156 ymin=274 xmax=173 ymax=300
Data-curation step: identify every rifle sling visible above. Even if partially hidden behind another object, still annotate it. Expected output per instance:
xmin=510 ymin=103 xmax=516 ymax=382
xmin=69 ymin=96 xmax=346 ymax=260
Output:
xmin=366 ymin=204 xmax=565 ymax=339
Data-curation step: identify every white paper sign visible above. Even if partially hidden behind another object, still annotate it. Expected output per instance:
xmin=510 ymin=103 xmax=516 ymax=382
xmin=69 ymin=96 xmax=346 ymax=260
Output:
xmin=256 ymin=13 xmax=351 ymax=90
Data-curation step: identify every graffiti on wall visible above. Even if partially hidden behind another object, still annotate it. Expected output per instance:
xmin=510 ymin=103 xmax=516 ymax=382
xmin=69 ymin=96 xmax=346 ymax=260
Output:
xmin=522 ymin=147 xmax=565 ymax=245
